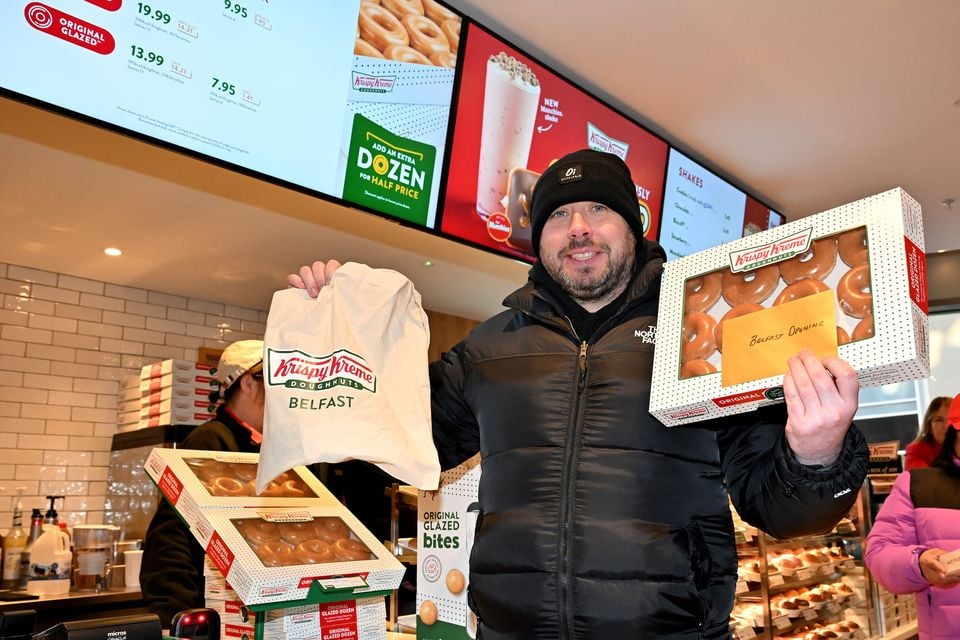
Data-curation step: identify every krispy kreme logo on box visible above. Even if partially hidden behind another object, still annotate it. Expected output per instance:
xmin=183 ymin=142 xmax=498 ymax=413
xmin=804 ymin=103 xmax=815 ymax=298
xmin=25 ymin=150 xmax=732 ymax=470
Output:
xmin=586 ymin=122 xmax=629 ymax=160
xmin=729 ymin=228 xmax=813 ymax=273
xmin=352 ymin=71 xmax=396 ymax=93
xmin=255 ymin=510 xmax=312 ymax=523
xmin=267 ymin=348 xmax=376 ymax=393
xmin=667 ymin=406 xmax=709 ymax=420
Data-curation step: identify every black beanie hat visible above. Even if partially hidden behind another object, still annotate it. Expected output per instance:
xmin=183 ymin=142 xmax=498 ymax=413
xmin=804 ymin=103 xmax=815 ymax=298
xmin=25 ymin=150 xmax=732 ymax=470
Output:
xmin=529 ymin=149 xmax=645 ymax=258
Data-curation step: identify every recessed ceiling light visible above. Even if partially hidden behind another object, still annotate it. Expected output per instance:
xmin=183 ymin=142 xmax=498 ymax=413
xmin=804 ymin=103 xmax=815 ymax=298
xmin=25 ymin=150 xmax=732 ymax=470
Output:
xmin=103 ymin=247 xmax=123 ymax=256
xmin=422 ymin=259 xmax=434 ymax=267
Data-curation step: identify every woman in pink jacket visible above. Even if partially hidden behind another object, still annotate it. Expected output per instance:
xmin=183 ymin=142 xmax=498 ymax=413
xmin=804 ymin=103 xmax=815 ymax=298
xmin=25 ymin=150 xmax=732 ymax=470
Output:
xmin=865 ymin=425 xmax=960 ymax=638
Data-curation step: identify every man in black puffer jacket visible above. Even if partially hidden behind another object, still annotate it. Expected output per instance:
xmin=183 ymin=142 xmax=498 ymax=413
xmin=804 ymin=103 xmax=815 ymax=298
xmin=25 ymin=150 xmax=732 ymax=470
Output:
xmin=291 ymin=149 xmax=869 ymax=639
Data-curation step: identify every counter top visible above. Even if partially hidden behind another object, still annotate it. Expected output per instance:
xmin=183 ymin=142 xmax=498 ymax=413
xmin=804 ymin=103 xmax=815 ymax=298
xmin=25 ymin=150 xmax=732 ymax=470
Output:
xmin=0 ymin=586 xmax=143 ymax=608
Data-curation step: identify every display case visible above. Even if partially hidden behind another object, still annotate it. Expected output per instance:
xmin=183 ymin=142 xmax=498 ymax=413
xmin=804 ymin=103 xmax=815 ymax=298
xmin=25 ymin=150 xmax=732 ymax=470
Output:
xmin=730 ymin=486 xmax=874 ymax=639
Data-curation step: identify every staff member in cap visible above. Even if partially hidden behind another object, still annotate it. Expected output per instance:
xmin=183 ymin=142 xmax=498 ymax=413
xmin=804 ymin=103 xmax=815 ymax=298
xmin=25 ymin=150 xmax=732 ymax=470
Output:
xmin=140 ymin=340 xmax=265 ymax=629
xmin=289 ymin=149 xmax=869 ymax=638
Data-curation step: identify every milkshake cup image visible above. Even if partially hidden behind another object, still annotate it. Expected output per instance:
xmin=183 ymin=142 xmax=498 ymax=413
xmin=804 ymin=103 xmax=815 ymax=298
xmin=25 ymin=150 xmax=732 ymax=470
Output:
xmin=475 ymin=51 xmax=540 ymax=220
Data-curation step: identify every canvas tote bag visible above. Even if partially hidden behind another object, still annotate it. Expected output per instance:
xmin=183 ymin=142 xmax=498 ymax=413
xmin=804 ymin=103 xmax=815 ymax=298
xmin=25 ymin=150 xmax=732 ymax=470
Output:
xmin=256 ymin=262 xmax=440 ymax=493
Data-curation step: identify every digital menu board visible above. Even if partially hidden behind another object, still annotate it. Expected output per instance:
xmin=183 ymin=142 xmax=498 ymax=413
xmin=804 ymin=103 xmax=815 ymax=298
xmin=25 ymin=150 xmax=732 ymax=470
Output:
xmin=439 ymin=24 xmax=669 ymax=262
xmin=658 ymin=148 xmax=783 ymax=260
xmin=1 ymin=0 xmax=462 ymax=227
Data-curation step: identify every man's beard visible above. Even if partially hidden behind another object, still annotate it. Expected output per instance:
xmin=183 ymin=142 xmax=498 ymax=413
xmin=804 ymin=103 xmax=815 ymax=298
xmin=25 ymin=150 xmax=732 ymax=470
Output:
xmin=543 ymin=232 xmax=636 ymax=305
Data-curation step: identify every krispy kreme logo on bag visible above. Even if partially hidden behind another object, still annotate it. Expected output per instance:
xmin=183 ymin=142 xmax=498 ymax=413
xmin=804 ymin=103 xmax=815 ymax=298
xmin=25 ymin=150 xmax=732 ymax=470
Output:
xmin=728 ymin=228 xmax=813 ymax=273
xmin=586 ymin=122 xmax=629 ymax=160
xmin=267 ymin=348 xmax=377 ymax=393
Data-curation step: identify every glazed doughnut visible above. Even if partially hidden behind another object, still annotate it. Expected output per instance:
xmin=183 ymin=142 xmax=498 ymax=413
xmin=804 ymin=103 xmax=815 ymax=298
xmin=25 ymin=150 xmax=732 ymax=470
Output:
xmin=187 ymin=458 xmax=228 ymax=482
xmin=295 ymin=539 xmax=334 ymax=564
xmin=721 ymin=265 xmax=780 ymax=306
xmin=446 ymin=568 xmax=465 ymax=594
xmin=280 ymin=479 xmax=307 ymax=498
xmin=241 ymin=519 xmax=281 ymax=545
xmin=210 ymin=476 xmax=246 ymax=497
xmin=419 ymin=600 xmax=438 ymax=626
xmin=333 ymin=537 xmax=372 ymax=561
xmin=279 ymin=521 xmax=316 ymax=545
xmin=853 ymin=315 xmax=874 ymax=341
xmin=778 ymin=238 xmax=838 ymax=284
xmin=774 ymin=277 xmax=829 ymax=305
xmin=423 ymin=0 xmax=457 ymax=23
xmin=258 ymin=481 xmax=285 ymax=497
xmin=354 ymin=38 xmax=384 ymax=58
xmin=381 ymin=0 xmax=424 ymax=18
xmin=838 ymin=227 xmax=868 ymax=267
xmin=430 ymin=50 xmax=457 ymax=67
xmin=256 ymin=539 xmax=295 ymax=567
xmin=837 ymin=326 xmax=851 ymax=346
xmin=230 ymin=462 xmax=257 ymax=482
xmin=684 ymin=271 xmax=722 ymax=313
xmin=679 ymin=359 xmax=716 ymax=379
xmin=715 ymin=302 xmax=764 ymax=351
xmin=358 ymin=2 xmax=409 ymax=51
xmin=681 ymin=312 xmax=718 ymax=363
xmin=315 ymin=517 xmax=352 ymax=543
xmin=837 ymin=264 xmax=872 ymax=318
xmin=383 ymin=44 xmax=431 ymax=65
xmin=440 ymin=19 xmax=459 ymax=51
xmin=404 ymin=14 xmax=449 ymax=60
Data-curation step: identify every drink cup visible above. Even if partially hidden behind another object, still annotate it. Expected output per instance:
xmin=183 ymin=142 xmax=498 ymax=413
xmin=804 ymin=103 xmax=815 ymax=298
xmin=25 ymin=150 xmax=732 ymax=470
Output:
xmin=124 ymin=550 xmax=143 ymax=589
xmin=475 ymin=52 xmax=540 ymax=220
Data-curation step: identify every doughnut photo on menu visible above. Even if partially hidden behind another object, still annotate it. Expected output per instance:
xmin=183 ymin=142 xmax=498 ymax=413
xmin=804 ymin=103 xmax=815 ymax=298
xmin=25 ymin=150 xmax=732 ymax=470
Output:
xmin=678 ymin=225 xmax=874 ymax=380
xmin=354 ymin=0 xmax=461 ymax=68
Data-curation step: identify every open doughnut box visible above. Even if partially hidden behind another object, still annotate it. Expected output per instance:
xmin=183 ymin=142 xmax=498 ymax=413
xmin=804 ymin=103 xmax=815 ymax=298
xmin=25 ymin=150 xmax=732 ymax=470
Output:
xmin=145 ymin=448 xmax=405 ymax=608
xmin=650 ymin=187 xmax=929 ymax=426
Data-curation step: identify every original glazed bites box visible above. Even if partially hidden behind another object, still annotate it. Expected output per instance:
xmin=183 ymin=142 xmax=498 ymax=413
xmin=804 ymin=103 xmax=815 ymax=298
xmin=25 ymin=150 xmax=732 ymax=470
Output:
xmin=650 ymin=188 xmax=929 ymax=426
xmin=196 ymin=507 xmax=404 ymax=607
xmin=417 ymin=455 xmax=481 ymax=640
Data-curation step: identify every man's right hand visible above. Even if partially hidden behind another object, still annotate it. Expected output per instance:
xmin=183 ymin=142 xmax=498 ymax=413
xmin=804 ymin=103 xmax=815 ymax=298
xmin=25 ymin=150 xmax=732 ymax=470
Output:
xmin=287 ymin=260 xmax=343 ymax=298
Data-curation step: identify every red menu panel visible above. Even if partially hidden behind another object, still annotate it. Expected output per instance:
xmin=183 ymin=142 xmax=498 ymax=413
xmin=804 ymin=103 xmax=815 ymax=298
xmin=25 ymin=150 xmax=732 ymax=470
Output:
xmin=440 ymin=24 xmax=668 ymax=261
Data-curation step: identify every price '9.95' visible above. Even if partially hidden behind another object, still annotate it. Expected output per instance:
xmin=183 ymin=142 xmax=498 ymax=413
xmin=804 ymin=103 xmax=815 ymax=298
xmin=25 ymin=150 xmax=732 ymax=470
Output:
xmin=224 ymin=0 xmax=248 ymax=18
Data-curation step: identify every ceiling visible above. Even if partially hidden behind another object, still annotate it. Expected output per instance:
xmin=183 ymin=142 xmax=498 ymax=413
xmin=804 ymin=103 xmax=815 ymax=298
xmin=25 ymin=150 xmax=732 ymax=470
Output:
xmin=2 ymin=0 xmax=959 ymax=321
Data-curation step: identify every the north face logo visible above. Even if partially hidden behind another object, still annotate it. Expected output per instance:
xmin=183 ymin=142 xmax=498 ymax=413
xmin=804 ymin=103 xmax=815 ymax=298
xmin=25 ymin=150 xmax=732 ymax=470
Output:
xmin=635 ymin=325 xmax=656 ymax=344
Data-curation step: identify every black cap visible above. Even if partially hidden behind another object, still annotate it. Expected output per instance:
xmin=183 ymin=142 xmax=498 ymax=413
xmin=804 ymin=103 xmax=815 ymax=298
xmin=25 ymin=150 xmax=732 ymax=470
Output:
xmin=529 ymin=149 xmax=645 ymax=258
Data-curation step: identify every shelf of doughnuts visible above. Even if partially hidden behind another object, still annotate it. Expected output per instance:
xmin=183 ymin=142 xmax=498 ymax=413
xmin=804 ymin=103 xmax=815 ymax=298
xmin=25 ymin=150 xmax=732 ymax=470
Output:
xmin=651 ymin=187 xmax=928 ymax=427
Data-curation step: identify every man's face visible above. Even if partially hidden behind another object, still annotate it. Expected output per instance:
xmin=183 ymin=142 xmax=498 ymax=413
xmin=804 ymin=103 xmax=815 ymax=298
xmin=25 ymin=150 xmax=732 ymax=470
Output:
xmin=538 ymin=200 xmax=636 ymax=312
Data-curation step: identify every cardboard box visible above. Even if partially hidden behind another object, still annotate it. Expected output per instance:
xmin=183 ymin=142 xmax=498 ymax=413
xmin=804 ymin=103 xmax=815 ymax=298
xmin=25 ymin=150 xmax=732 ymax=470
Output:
xmin=261 ymin=598 xmax=386 ymax=640
xmin=139 ymin=410 xmax=213 ymax=428
xmin=141 ymin=385 xmax=213 ymax=405
xmin=145 ymin=449 xmax=404 ymax=607
xmin=140 ymin=371 xmax=216 ymax=394
xmin=416 ymin=455 xmax=480 ymax=640
xmin=650 ymin=188 xmax=929 ymax=426
xmin=200 ymin=507 xmax=403 ymax=606
xmin=141 ymin=359 xmax=207 ymax=380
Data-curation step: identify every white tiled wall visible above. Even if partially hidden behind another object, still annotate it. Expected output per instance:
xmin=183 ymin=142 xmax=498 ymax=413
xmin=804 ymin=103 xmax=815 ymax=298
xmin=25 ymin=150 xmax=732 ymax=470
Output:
xmin=0 ymin=261 xmax=267 ymax=528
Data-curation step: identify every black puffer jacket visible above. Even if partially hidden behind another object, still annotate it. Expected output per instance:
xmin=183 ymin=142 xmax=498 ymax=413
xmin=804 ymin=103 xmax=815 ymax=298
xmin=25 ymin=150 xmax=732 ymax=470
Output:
xmin=429 ymin=242 xmax=868 ymax=639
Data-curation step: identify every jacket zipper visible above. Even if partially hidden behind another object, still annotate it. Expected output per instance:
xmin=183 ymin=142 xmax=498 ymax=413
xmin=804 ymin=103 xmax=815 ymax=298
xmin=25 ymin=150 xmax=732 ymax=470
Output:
xmin=557 ymin=339 xmax=589 ymax=640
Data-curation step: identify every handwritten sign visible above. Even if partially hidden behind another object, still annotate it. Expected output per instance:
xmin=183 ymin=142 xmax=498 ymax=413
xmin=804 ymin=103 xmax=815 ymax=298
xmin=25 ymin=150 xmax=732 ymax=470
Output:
xmin=721 ymin=290 xmax=837 ymax=387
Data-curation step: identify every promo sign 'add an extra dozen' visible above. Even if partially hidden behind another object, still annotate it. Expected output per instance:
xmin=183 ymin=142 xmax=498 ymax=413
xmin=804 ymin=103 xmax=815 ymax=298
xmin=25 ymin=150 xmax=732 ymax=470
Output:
xmin=650 ymin=188 xmax=928 ymax=426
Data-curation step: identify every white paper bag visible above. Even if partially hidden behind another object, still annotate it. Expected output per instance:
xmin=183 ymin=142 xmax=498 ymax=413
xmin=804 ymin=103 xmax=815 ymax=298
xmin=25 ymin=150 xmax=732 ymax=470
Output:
xmin=257 ymin=262 xmax=440 ymax=492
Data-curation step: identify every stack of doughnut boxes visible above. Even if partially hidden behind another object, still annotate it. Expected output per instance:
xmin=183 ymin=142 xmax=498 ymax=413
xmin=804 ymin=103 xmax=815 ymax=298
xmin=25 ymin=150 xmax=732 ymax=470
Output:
xmin=144 ymin=448 xmax=404 ymax=640
xmin=650 ymin=187 xmax=929 ymax=426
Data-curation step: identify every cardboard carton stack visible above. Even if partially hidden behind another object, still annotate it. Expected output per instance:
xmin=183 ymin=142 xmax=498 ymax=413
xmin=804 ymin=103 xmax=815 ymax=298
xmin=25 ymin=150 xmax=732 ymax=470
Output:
xmin=139 ymin=359 xmax=216 ymax=428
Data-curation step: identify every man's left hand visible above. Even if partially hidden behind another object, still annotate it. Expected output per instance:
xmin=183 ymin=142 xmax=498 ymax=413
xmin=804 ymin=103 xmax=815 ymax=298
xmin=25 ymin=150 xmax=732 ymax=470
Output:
xmin=783 ymin=349 xmax=859 ymax=466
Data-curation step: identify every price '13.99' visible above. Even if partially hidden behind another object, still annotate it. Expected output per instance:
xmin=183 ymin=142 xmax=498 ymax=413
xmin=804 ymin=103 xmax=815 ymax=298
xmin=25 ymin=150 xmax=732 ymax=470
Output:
xmin=130 ymin=45 xmax=164 ymax=66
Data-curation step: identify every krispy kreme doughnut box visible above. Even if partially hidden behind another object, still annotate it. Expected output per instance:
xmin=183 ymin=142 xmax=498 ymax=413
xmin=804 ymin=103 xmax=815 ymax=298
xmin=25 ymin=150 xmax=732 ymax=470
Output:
xmin=196 ymin=507 xmax=404 ymax=607
xmin=650 ymin=187 xmax=929 ymax=426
